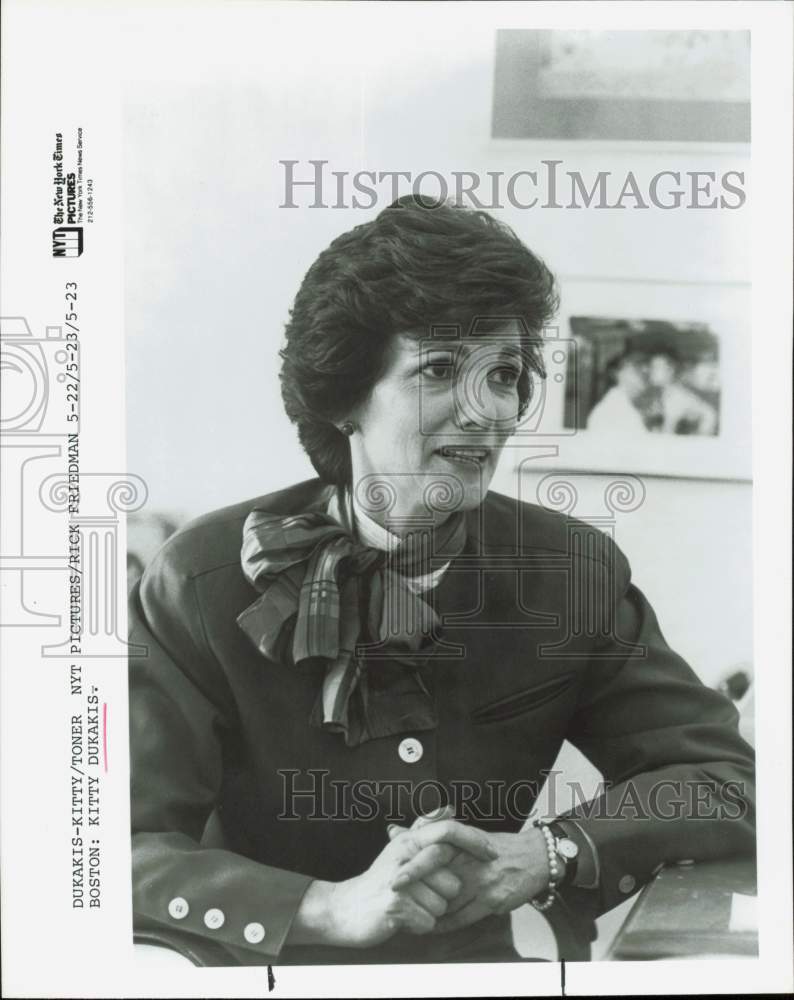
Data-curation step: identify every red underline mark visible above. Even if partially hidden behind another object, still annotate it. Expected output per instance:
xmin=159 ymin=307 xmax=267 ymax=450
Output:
xmin=103 ymin=702 xmax=108 ymax=772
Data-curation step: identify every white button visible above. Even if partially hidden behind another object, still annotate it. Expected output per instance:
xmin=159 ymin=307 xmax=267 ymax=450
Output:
xmin=203 ymin=907 xmax=225 ymax=929
xmin=243 ymin=922 xmax=266 ymax=944
xmin=398 ymin=737 xmax=423 ymax=763
xmin=168 ymin=897 xmax=189 ymax=920
xmin=618 ymin=875 xmax=636 ymax=894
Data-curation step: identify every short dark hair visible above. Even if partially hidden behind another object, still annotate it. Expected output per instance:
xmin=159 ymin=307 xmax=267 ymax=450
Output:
xmin=279 ymin=196 xmax=559 ymax=487
xmin=605 ymin=349 xmax=647 ymax=383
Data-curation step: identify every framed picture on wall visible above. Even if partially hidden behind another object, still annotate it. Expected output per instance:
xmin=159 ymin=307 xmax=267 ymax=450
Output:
xmin=510 ymin=278 xmax=752 ymax=481
xmin=493 ymin=29 xmax=751 ymax=144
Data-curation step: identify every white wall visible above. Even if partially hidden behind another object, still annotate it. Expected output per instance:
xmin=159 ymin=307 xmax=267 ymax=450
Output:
xmin=124 ymin=7 xmax=751 ymax=691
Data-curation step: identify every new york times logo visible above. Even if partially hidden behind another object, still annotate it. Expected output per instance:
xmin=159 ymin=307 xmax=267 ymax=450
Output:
xmin=52 ymin=227 xmax=83 ymax=258
xmin=52 ymin=133 xmax=83 ymax=256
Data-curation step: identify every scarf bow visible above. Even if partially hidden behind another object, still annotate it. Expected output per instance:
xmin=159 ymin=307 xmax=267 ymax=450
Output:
xmin=236 ymin=498 xmax=467 ymax=747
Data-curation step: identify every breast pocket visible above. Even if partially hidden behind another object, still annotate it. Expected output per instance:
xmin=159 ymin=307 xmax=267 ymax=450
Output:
xmin=470 ymin=672 xmax=578 ymax=725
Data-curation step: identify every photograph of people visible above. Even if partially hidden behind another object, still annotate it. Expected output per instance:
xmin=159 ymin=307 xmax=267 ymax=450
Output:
xmin=585 ymin=351 xmax=650 ymax=435
xmin=128 ymin=197 xmax=755 ymax=966
xmin=578 ymin=337 xmax=722 ymax=438
xmin=645 ymin=350 xmax=720 ymax=435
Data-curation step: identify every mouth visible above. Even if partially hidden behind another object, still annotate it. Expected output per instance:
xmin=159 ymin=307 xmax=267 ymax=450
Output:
xmin=436 ymin=445 xmax=493 ymax=468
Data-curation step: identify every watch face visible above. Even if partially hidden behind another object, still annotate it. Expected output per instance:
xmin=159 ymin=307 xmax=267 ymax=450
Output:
xmin=558 ymin=838 xmax=579 ymax=860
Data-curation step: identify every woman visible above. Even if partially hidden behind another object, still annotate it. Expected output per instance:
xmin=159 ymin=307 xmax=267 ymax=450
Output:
xmin=129 ymin=197 xmax=755 ymax=965
xmin=585 ymin=351 xmax=649 ymax=435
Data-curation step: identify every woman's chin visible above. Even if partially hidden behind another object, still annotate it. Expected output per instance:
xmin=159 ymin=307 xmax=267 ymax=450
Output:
xmin=357 ymin=462 xmax=493 ymax=517
xmin=460 ymin=481 xmax=490 ymax=510
xmin=438 ymin=464 xmax=493 ymax=511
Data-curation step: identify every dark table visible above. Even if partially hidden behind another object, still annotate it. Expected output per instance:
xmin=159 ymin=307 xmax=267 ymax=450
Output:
xmin=608 ymin=858 xmax=758 ymax=960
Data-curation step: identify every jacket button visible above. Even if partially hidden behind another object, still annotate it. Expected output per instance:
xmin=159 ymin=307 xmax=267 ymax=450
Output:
xmin=244 ymin=922 xmax=266 ymax=944
xmin=618 ymin=875 xmax=636 ymax=894
xmin=167 ymin=897 xmax=189 ymax=920
xmin=203 ymin=908 xmax=225 ymax=929
xmin=398 ymin=737 xmax=423 ymax=763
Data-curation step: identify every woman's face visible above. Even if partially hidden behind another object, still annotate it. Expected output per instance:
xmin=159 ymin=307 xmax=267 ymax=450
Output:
xmin=347 ymin=324 xmax=525 ymax=527
xmin=648 ymin=354 xmax=677 ymax=387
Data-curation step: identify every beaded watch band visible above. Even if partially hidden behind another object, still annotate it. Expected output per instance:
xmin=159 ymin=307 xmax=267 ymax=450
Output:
xmin=530 ymin=818 xmax=563 ymax=912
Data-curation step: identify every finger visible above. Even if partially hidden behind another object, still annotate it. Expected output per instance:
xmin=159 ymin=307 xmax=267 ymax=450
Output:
xmin=388 ymin=832 xmax=450 ymax=866
xmin=432 ymin=898 xmax=490 ymax=935
xmin=411 ymin=805 xmax=455 ymax=830
xmin=387 ymin=893 xmax=436 ymax=935
xmin=385 ymin=829 xmax=416 ymax=862
xmin=390 ymin=842 xmax=456 ymax=886
xmin=390 ymin=845 xmax=460 ymax=888
xmin=400 ymin=880 xmax=449 ymax=918
xmin=444 ymin=895 xmax=472 ymax=917
xmin=422 ymin=866 xmax=463 ymax=901
xmin=414 ymin=819 xmax=497 ymax=861
xmin=392 ymin=824 xmax=497 ymax=885
xmin=444 ymin=882 xmax=478 ymax=915
xmin=387 ymin=806 xmax=454 ymax=843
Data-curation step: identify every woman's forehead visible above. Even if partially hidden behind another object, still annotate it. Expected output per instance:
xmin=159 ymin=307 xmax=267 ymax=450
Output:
xmin=393 ymin=323 xmax=525 ymax=358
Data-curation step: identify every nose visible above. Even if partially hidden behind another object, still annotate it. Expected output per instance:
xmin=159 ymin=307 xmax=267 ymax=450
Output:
xmin=458 ymin=383 xmax=495 ymax=431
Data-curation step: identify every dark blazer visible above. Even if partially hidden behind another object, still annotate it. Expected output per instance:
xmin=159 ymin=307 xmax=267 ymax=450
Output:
xmin=128 ymin=477 xmax=755 ymax=965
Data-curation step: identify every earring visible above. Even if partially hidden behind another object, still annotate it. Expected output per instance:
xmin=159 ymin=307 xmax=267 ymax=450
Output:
xmin=340 ymin=421 xmax=356 ymax=436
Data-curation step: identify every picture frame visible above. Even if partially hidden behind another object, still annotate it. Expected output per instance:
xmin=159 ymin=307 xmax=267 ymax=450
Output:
xmin=493 ymin=29 xmax=751 ymax=145
xmin=510 ymin=277 xmax=752 ymax=481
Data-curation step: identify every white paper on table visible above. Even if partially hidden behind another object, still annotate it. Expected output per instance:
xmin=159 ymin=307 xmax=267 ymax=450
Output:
xmin=729 ymin=892 xmax=759 ymax=932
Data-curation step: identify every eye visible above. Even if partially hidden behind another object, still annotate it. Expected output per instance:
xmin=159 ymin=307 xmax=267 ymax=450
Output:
xmin=420 ymin=360 xmax=454 ymax=381
xmin=488 ymin=365 xmax=521 ymax=388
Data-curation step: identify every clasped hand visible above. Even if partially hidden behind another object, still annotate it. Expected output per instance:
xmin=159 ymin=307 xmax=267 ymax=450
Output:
xmin=388 ymin=807 xmax=551 ymax=935
xmin=292 ymin=806 xmax=551 ymax=948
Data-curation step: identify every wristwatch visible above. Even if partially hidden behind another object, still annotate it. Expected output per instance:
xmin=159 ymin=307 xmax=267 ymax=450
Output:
xmin=549 ymin=821 xmax=580 ymax=886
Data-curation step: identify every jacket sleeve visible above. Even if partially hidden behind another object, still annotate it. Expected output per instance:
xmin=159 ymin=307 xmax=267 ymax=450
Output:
xmin=128 ymin=544 xmax=313 ymax=963
xmin=558 ymin=538 xmax=755 ymax=917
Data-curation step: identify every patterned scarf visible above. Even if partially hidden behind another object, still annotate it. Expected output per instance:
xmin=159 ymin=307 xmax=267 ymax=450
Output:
xmin=237 ymin=489 xmax=467 ymax=747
